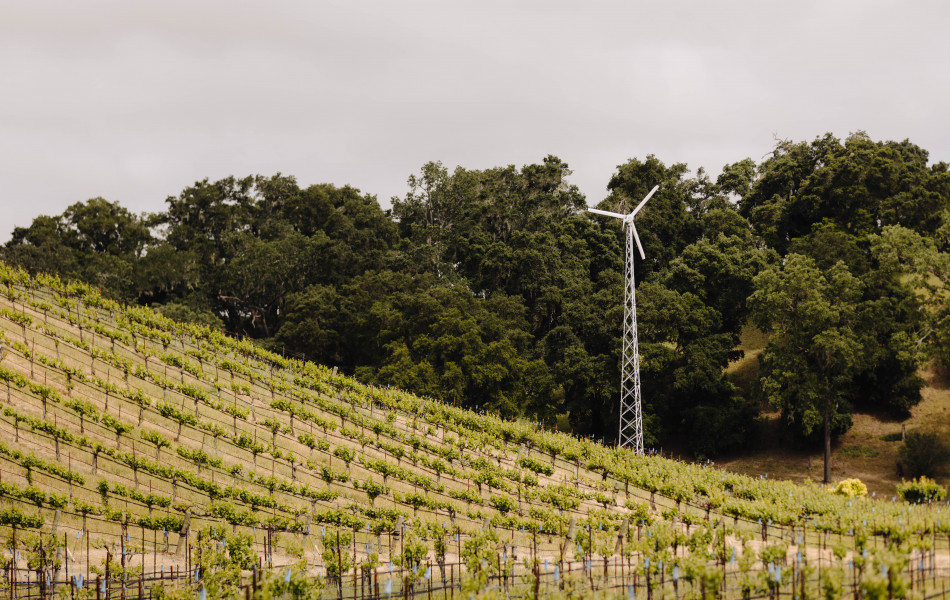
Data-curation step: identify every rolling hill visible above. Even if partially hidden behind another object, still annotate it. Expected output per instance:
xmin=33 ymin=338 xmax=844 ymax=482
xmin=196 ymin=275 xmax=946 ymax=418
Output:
xmin=0 ymin=261 xmax=948 ymax=600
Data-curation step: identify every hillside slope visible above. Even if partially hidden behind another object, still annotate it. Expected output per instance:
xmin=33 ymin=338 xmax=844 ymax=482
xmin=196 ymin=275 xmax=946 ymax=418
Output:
xmin=724 ymin=329 xmax=950 ymax=495
xmin=0 ymin=262 xmax=948 ymax=599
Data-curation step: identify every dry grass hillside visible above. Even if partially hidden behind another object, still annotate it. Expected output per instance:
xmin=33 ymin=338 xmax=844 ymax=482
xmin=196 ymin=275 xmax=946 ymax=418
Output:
xmin=724 ymin=328 xmax=950 ymax=496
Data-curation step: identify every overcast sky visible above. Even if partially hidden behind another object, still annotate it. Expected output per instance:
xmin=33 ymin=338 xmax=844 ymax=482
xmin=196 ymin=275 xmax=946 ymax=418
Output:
xmin=2 ymin=1 xmax=948 ymax=242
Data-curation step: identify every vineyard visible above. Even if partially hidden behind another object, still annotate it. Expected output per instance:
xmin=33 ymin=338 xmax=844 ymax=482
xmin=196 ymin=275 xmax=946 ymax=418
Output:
xmin=1 ymin=261 xmax=950 ymax=600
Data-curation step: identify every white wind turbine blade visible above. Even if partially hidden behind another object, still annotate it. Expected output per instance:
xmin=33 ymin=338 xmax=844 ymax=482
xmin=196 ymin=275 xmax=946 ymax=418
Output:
xmin=629 ymin=185 xmax=660 ymax=218
xmin=631 ymin=224 xmax=646 ymax=260
xmin=587 ymin=207 xmax=628 ymax=220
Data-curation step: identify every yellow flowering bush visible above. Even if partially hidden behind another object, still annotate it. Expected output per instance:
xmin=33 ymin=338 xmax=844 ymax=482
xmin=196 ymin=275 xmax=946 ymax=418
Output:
xmin=832 ymin=478 xmax=867 ymax=497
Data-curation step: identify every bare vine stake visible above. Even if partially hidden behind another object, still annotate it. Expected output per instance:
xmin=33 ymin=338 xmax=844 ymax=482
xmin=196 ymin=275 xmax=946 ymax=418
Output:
xmin=86 ymin=518 xmax=90 ymax=584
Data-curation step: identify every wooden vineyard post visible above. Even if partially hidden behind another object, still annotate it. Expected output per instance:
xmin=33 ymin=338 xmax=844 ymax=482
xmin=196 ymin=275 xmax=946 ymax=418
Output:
xmin=801 ymin=554 xmax=808 ymax=600
xmin=399 ymin=519 xmax=408 ymax=598
xmin=64 ymin=531 xmax=69 ymax=599
xmin=721 ymin=520 xmax=728 ymax=595
xmin=619 ymin=527 xmax=625 ymax=592
xmin=105 ymin=546 xmax=112 ymax=600
xmin=121 ymin=528 xmax=127 ymax=600
xmin=646 ymin=563 xmax=651 ymax=600
xmin=789 ymin=555 xmax=796 ymax=600
xmin=336 ymin=528 xmax=344 ymax=600
xmin=533 ymin=528 xmax=540 ymax=600
xmin=10 ymin=525 xmax=15 ymax=600
xmin=86 ymin=516 xmax=90 ymax=586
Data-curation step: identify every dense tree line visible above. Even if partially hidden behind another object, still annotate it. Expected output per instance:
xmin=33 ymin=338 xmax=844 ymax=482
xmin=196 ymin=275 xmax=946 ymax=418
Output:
xmin=5 ymin=132 xmax=949 ymax=466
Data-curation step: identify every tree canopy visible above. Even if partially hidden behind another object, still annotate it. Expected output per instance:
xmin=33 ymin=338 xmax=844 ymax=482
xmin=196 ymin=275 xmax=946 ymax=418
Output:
xmin=4 ymin=132 xmax=948 ymax=458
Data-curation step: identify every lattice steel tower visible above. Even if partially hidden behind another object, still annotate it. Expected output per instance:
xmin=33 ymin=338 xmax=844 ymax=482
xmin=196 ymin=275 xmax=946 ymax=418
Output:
xmin=588 ymin=184 xmax=658 ymax=454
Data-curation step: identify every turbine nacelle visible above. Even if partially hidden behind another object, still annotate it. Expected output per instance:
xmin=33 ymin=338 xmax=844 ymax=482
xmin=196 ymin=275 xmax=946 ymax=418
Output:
xmin=586 ymin=184 xmax=658 ymax=260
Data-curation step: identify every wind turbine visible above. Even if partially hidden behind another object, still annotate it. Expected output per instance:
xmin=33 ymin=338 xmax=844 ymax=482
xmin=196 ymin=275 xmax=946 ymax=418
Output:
xmin=588 ymin=184 xmax=659 ymax=454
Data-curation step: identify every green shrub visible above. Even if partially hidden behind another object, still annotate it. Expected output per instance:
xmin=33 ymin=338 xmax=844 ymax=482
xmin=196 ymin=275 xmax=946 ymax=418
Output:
xmin=896 ymin=476 xmax=947 ymax=503
xmin=899 ymin=432 xmax=950 ymax=478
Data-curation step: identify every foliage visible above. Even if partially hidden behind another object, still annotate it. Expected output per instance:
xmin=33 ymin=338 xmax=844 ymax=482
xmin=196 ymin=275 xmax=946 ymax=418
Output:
xmin=518 ymin=455 xmax=554 ymax=476
xmin=359 ymin=478 xmax=388 ymax=505
xmin=0 ymin=508 xmax=44 ymax=529
xmin=489 ymin=494 xmax=518 ymax=514
xmin=332 ymin=445 xmax=356 ymax=465
xmin=321 ymin=528 xmax=352 ymax=580
xmin=4 ymin=256 xmax=950 ymax=600
xmin=750 ymin=255 xmax=866 ymax=480
xmin=839 ymin=445 xmax=878 ymax=458
xmin=896 ymin=476 xmax=947 ymax=503
xmin=4 ymin=136 xmax=947 ymax=450
xmin=2 ymin=197 xmax=150 ymax=301
xmin=461 ymin=529 xmax=501 ymax=591
xmin=899 ymin=432 xmax=950 ymax=478
xmin=831 ymin=478 xmax=867 ymax=498
xmin=141 ymin=429 xmax=171 ymax=452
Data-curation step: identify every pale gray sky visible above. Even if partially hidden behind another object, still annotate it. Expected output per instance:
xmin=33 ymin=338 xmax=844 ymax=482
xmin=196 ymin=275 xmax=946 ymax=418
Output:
xmin=2 ymin=1 xmax=948 ymax=241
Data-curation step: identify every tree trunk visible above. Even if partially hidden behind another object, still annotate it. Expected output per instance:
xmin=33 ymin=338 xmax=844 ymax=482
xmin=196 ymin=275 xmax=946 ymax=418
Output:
xmin=823 ymin=400 xmax=832 ymax=484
